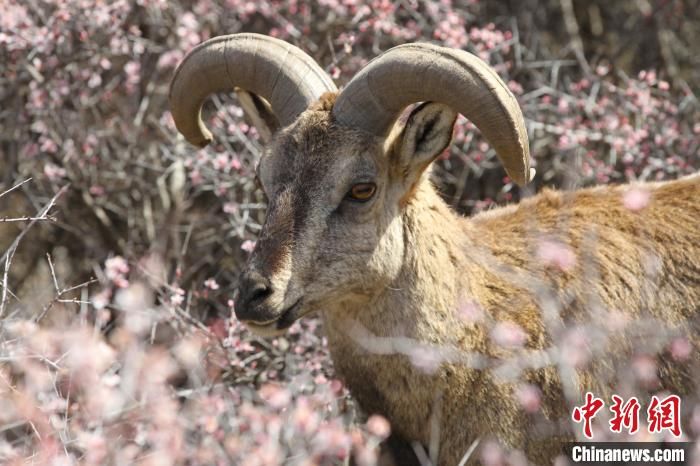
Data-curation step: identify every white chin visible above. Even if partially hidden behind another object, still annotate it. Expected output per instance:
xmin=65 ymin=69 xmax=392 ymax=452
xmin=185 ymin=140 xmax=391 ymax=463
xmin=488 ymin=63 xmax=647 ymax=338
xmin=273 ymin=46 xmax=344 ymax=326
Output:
xmin=245 ymin=321 xmax=289 ymax=338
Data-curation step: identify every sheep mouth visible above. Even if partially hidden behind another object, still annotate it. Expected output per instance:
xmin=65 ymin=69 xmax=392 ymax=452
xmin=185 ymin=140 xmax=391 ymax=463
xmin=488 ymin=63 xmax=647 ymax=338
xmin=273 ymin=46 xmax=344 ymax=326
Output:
xmin=245 ymin=299 xmax=304 ymax=336
xmin=274 ymin=298 xmax=305 ymax=329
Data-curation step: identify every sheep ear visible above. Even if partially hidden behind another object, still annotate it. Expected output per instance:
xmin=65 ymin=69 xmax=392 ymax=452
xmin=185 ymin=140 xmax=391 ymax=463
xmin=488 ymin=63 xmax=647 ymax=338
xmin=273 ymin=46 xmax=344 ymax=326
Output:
xmin=395 ymin=102 xmax=457 ymax=185
xmin=235 ymin=88 xmax=280 ymax=144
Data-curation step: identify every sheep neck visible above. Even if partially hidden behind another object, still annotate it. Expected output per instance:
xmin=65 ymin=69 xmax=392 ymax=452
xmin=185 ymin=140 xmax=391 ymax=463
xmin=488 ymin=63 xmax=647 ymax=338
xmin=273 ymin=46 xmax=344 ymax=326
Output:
xmin=319 ymin=181 xmax=474 ymax=446
xmin=324 ymin=182 xmax=465 ymax=343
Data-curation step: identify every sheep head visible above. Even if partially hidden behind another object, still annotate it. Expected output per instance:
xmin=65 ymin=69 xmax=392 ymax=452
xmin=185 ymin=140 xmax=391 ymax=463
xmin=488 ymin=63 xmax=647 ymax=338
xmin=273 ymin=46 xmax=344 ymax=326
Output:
xmin=169 ymin=33 xmax=532 ymax=336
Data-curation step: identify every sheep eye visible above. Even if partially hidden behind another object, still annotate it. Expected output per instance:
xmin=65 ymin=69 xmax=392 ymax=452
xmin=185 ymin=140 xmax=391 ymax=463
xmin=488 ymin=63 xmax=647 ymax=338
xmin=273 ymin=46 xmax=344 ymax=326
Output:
xmin=347 ymin=183 xmax=376 ymax=202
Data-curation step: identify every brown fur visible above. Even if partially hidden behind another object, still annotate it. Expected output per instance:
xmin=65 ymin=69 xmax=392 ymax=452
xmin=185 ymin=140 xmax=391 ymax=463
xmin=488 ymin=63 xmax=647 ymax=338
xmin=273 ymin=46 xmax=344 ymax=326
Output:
xmin=326 ymin=174 xmax=700 ymax=464
xmin=237 ymin=95 xmax=700 ymax=464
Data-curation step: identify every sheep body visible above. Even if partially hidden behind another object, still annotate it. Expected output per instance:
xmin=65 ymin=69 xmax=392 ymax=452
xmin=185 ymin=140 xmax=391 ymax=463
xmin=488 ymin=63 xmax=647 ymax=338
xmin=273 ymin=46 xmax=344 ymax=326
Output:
xmin=323 ymin=169 xmax=700 ymax=465
xmin=167 ymin=34 xmax=700 ymax=464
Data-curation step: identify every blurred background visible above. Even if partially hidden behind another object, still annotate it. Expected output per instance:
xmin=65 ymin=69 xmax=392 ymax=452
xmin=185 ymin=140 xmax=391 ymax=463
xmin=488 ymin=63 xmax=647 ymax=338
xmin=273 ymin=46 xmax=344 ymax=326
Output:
xmin=0 ymin=0 xmax=699 ymax=464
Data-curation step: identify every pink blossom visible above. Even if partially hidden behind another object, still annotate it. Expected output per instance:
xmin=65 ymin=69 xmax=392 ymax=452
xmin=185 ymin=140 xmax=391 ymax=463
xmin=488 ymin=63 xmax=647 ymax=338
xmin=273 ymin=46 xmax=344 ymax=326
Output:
xmin=259 ymin=384 xmax=292 ymax=409
xmin=241 ymin=240 xmax=256 ymax=252
xmin=87 ymin=73 xmax=102 ymax=88
xmin=481 ymin=440 xmax=506 ymax=466
xmin=508 ymin=80 xmax=523 ymax=95
xmin=623 ymin=187 xmax=651 ymax=211
xmin=105 ymin=255 xmax=130 ymax=288
xmin=491 ymin=321 xmax=527 ymax=348
xmin=508 ymin=450 xmax=529 ymax=466
xmin=516 ymin=384 xmax=542 ymax=413
xmin=292 ymin=398 xmax=320 ymax=434
xmin=213 ymin=154 xmax=229 ymax=171
xmin=691 ymin=406 xmax=700 ymax=435
xmin=408 ymin=346 xmax=444 ymax=373
xmin=189 ymin=168 xmax=203 ymax=186
xmin=78 ymin=432 xmax=108 ymax=465
xmin=115 ymin=282 xmax=154 ymax=333
xmin=223 ymin=202 xmax=239 ymax=214
xmin=40 ymin=137 xmax=58 ymax=153
xmin=366 ymin=415 xmax=391 ymax=438
xmin=457 ymin=300 xmax=484 ymax=323
xmin=669 ymin=337 xmax=692 ymax=362
xmin=560 ymin=327 xmax=591 ymax=368
xmin=124 ymin=60 xmax=141 ymax=93
xmin=157 ymin=50 xmax=183 ymax=69
xmin=537 ymin=240 xmax=577 ymax=272
xmin=92 ymin=288 xmax=112 ymax=310
xmin=170 ymin=292 xmax=184 ymax=306
xmin=330 ymin=379 xmax=344 ymax=395
xmin=632 ymin=354 xmax=658 ymax=387
xmin=89 ymin=185 xmax=105 ymax=196
xmin=311 ymin=423 xmax=351 ymax=458
xmin=204 ymin=278 xmax=220 ymax=290
xmin=43 ymin=163 xmax=66 ymax=180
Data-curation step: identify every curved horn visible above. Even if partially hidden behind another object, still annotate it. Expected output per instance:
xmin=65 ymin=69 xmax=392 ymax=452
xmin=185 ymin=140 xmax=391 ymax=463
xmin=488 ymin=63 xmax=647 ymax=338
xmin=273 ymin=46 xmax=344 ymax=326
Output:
xmin=169 ymin=33 xmax=337 ymax=147
xmin=332 ymin=43 xmax=532 ymax=186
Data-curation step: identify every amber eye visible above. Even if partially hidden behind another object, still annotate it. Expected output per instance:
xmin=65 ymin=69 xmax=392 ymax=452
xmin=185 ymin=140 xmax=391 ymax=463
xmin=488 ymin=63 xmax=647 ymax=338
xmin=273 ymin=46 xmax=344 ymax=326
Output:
xmin=347 ymin=183 xmax=376 ymax=202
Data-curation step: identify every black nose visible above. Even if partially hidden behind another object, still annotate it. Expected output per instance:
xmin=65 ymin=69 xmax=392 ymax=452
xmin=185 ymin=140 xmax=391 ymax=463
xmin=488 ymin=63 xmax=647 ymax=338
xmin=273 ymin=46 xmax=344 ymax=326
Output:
xmin=235 ymin=271 xmax=274 ymax=322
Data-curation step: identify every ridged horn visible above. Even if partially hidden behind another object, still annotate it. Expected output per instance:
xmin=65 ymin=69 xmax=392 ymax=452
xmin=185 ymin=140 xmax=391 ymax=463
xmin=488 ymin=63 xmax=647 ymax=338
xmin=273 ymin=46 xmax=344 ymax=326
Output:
xmin=332 ymin=43 xmax=532 ymax=186
xmin=169 ymin=33 xmax=337 ymax=147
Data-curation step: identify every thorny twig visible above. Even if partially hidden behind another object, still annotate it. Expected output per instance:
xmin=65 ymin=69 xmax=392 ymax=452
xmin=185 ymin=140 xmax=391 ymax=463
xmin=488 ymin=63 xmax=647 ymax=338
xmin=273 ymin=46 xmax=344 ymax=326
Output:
xmin=0 ymin=178 xmax=32 ymax=200
xmin=0 ymin=185 xmax=67 ymax=320
xmin=0 ymin=215 xmax=57 ymax=223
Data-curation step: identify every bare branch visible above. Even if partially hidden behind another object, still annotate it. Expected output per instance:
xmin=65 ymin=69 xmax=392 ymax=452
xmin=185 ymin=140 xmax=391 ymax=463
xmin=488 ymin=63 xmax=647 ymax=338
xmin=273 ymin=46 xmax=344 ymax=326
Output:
xmin=0 ymin=215 xmax=57 ymax=223
xmin=0 ymin=186 xmax=67 ymax=319
xmin=46 ymin=253 xmax=60 ymax=293
xmin=0 ymin=178 xmax=32 ymax=199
